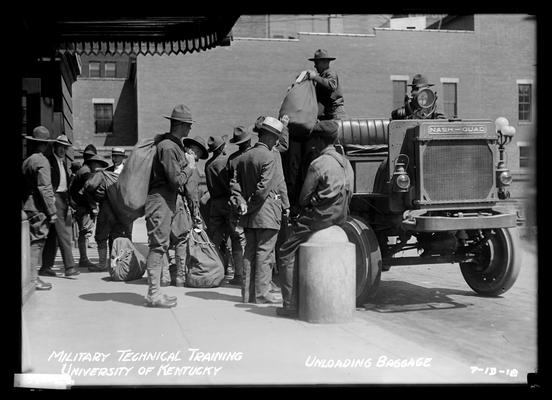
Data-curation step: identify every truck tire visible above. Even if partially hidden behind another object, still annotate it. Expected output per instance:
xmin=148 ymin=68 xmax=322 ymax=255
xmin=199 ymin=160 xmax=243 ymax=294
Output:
xmin=460 ymin=227 xmax=521 ymax=296
xmin=341 ymin=216 xmax=382 ymax=306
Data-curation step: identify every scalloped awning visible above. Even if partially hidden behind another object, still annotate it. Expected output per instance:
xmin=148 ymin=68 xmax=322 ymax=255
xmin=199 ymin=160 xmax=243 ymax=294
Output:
xmin=26 ymin=16 xmax=239 ymax=56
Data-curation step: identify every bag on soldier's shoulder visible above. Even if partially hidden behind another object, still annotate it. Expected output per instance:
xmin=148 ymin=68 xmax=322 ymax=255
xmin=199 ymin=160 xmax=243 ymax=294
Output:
xmin=278 ymin=72 xmax=318 ymax=143
xmin=82 ymin=170 xmax=119 ymax=203
xmin=185 ymin=228 xmax=225 ymax=288
xmin=107 ymin=134 xmax=165 ymax=226
xmin=109 ymin=237 xmax=147 ymax=281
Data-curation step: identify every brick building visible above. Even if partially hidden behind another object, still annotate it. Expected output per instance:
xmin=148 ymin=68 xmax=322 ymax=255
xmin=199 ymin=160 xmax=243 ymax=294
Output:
xmin=71 ymin=14 xmax=536 ymax=224
xmin=72 ymin=54 xmax=137 ymax=157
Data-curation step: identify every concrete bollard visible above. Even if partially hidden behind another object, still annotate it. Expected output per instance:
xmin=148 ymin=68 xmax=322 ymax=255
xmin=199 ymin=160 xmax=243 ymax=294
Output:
xmin=298 ymin=225 xmax=356 ymax=324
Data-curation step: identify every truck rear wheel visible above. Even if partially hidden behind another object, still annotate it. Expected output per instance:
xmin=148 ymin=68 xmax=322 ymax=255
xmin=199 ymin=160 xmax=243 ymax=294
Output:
xmin=460 ymin=227 xmax=521 ymax=296
xmin=341 ymin=216 xmax=382 ymax=306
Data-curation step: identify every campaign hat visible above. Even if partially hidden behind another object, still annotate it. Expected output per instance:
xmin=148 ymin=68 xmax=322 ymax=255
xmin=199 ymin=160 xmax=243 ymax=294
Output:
xmin=163 ymin=104 xmax=194 ymax=123
xmin=407 ymin=74 xmax=434 ymax=88
xmin=25 ymin=126 xmax=53 ymax=142
xmin=229 ymin=126 xmax=252 ymax=145
xmin=83 ymin=154 xmax=109 ymax=168
xmin=207 ymin=136 xmax=226 ymax=153
xmin=308 ymin=49 xmax=336 ymax=61
xmin=182 ymin=136 xmax=209 ymax=160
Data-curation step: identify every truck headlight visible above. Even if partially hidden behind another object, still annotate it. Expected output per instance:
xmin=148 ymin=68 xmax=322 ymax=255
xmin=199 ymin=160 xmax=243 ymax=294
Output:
xmin=392 ymin=164 xmax=410 ymax=192
xmin=498 ymin=170 xmax=512 ymax=186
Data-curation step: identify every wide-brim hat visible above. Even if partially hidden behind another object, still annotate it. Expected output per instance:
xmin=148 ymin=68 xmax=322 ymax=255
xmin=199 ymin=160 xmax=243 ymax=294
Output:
xmin=163 ymin=104 xmax=195 ymax=124
xmin=111 ymin=147 xmax=127 ymax=158
xmin=25 ymin=126 xmax=53 ymax=142
xmin=407 ymin=74 xmax=434 ymax=88
xmin=182 ymin=136 xmax=209 ymax=159
xmin=83 ymin=154 xmax=109 ymax=168
xmin=308 ymin=49 xmax=336 ymax=61
xmin=54 ymin=134 xmax=72 ymax=147
xmin=229 ymin=126 xmax=252 ymax=145
xmin=252 ymin=116 xmax=284 ymax=137
xmin=207 ymin=135 xmax=226 ymax=153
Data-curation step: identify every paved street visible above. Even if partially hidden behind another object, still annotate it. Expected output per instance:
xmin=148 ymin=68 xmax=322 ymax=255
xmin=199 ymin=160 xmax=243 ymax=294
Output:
xmin=21 ymin=218 xmax=537 ymax=387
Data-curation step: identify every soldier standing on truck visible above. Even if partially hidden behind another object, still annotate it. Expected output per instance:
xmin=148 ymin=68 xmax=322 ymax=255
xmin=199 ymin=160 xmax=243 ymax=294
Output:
xmin=306 ymin=49 xmax=347 ymax=121
xmin=391 ymin=74 xmax=446 ymax=120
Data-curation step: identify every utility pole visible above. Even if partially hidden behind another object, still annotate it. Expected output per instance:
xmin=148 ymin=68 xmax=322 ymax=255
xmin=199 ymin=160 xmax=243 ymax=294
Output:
xmin=267 ymin=14 xmax=270 ymax=38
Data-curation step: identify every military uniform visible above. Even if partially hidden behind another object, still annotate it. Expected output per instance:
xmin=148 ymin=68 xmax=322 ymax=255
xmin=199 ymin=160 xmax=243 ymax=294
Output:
xmin=232 ymin=141 xmax=288 ymax=303
xmin=145 ymin=133 xmax=195 ymax=302
xmin=70 ymin=163 xmax=98 ymax=268
xmin=313 ymin=68 xmax=346 ymax=120
xmin=279 ymin=145 xmax=354 ymax=311
xmin=205 ymin=150 xmax=231 ymax=267
xmin=22 ymin=152 xmax=57 ymax=279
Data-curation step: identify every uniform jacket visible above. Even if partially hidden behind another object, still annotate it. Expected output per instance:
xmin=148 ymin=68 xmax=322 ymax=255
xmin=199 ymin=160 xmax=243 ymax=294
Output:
xmin=22 ymin=152 xmax=57 ymax=217
xmin=47 ymin=153 xmax=70 ymax=192
xmin=313 ymin=68 xmax=344 ymax=114
xmin=69 ymin=164 xmax=95 ymax=208
xmin=148 ymin=133 xmax=194 ymax=205
xmin=298 ymin=146 xmax=354 ymax=231
xmin=232 ymin=142 xmax=288 ymax=230
xmin=205 ymin=151 xmax=230 ymax=217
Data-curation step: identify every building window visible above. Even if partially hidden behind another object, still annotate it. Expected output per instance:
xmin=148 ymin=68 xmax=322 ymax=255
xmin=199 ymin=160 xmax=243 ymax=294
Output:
xmin=89 ymin=62 xmax=101 ymax=78
xmin=518 ymin=83 xmax=532 ymax=122
xmin=104 ymin=62 xmax=117 ymax=78
xmin=390 ymin=75 xmax=409 ymax=110
xmin=94 ymin=103 xmax=113 ymax=133
xmin=518 ymin=144 xmax=530 ymax=169
xmin=442 ymin=82 xmax=458 ymax=118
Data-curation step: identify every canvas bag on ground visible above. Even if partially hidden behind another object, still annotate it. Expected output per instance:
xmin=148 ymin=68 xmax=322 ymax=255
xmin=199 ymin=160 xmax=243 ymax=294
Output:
xmin=278 ymin=71 xmax=318 ymax=142
xmin=186 ymin=228 xmax=225 ymax=288
xmin=109 ymin=237 xmax=147 ymax=281
xmin=107 ymin=134 xmax=164 ymax=226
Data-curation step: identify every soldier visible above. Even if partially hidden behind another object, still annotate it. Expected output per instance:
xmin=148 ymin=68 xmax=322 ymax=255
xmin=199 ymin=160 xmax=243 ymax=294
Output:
xmin=277 ymin=120 xmax=354 ymax=317
xmin=70 ymin=146 xmax=102 ymax=271
xmin=224 ymin=126 xmax=253 ymax=286
xmin=391 ymin=74 xmax=446 ymax=120
xmin=230 ymin=116 xmax=288 ymax=304
xmin=144 ymin=104 xmax=197 ymax=307
xmin=22 ymin=126 xmax=57 ymax=291
xmin=170 ymin=135 xmax=208 ymax=287
xmin=82 ymin=154 xmax=128 ymax=272
xmin=41 ymin=134 xmax=80 ymax=278
xmin=204 ymin=135 xmax=233 ymax=278
xmin=306 ymin=49 xmax=347 ymax=120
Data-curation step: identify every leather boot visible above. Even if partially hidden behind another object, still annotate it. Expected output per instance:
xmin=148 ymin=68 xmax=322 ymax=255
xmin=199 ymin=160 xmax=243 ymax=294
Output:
xmin=175 ymin=242 xmax=187 ymax=287
xmin=89 ymin=244 xmax=108 ymax=272
xmin=78 ymin=236 xmax=100 ymax=270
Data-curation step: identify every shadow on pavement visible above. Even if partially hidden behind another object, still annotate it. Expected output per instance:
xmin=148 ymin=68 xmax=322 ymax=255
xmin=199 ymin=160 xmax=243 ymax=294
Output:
xmin=233 ymin=303 xmax=282 ymax=319
xmin=79 ymin=292 xmax=146 ymax=306
xmin=185 ymin=290 xmax=242 ymax=302
xmin=362 ymin=280 xmax=479 ymax=313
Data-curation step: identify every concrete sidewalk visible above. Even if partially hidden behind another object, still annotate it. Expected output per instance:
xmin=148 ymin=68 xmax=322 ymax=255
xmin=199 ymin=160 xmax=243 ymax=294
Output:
xmin=21 ymin=218 xmax=513 ymax=387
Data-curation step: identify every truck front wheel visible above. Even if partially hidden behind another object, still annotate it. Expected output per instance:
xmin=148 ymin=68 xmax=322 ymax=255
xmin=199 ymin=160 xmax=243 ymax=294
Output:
xmin=341 ymin=216 xmax=382 ymax=306
xmin=459 ymin=227 xmax=521 ymax=296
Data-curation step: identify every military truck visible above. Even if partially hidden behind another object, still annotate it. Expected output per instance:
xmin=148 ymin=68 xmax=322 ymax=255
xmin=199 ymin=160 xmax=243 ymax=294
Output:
xmin=332 ymin=115 xmax=521 ymax=306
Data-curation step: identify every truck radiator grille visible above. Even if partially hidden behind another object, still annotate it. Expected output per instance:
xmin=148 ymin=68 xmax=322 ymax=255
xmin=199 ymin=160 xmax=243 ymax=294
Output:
xmin=422 ymin=140 xmax=494 ymax=202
